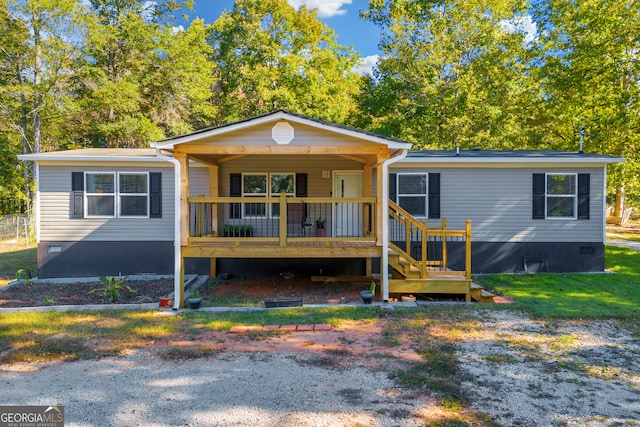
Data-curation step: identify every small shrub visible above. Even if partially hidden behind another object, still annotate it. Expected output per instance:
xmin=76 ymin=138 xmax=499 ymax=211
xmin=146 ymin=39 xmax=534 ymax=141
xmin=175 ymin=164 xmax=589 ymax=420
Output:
xmin=88 ymin=276 xmax=136 ymax=302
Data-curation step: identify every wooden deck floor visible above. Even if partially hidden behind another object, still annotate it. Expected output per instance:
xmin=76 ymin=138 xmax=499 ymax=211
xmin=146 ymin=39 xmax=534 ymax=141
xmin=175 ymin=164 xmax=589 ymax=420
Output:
xmin=182 ymin=240 xmax=383 ymax=258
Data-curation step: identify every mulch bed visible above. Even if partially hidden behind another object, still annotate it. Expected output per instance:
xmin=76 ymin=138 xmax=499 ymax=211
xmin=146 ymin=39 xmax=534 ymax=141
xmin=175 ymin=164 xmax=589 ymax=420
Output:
xmin=0 ymin=279 xmax=174 ymax=308
xmin=0 ymin=275 xmax=380 ymax=308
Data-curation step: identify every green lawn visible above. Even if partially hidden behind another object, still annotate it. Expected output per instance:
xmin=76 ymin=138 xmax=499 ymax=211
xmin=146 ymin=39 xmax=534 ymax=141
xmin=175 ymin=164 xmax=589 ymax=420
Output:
xmin=475 ymin=246 xmax=640 ymax=319
xmin=0 ymin=241 xmax=37 ymax=286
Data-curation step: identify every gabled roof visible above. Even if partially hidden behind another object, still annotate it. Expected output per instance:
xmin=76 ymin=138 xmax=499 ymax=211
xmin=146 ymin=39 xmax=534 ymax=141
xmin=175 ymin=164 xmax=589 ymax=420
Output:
xmin=151 ymin=110 xmax=412 ymax=150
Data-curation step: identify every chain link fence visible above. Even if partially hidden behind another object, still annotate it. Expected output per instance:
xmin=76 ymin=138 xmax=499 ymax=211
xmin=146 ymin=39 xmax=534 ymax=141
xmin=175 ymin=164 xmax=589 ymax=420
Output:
xmin=0 ymin=214 xmax=35 ymax=244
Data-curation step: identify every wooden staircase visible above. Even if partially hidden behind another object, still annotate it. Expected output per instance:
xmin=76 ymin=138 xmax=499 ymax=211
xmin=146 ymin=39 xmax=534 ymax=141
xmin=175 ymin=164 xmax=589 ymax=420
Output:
xmin=387 ymin=201 xmax=474 ymax=302
xmin=470 ymin=283 xmax=495 ymax=303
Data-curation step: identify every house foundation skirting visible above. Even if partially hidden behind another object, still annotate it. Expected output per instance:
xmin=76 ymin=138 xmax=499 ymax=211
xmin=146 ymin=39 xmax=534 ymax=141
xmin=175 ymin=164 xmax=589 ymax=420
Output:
xmin=36 ymin=240 xmax=605 ymax=279
xmin=386 ymin=240 xmax=604 ymax=274
xmin=37 ymin=241 xmax=209 ymax=279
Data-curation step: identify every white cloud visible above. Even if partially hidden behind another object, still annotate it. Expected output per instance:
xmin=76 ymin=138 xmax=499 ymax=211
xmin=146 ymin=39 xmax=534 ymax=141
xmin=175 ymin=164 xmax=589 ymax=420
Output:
xmin=501 ymin=15 xmax=538 ymax=46
xmin=171 ymin=25 xmax=185 ymax=35
xmin=287 ymin=0 xmax=352 ymax=18
xmin=352 ymin=55 xmax=379 ymax=76
xmin=141 ymin=1 xmax=157 ymax=23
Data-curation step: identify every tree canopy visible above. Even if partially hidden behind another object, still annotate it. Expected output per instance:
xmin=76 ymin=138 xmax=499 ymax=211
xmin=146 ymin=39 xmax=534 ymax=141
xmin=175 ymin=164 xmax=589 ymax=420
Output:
xmin=0 ymin=0 xmax=638 ymax=213
xmin=207 ymin=0 xmax=361 ymax=124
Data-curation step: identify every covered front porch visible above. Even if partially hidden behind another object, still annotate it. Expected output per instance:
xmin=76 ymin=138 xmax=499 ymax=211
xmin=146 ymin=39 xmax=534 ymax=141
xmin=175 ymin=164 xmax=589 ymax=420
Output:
xmin=151 ymin=111 xmax=472 ymax=307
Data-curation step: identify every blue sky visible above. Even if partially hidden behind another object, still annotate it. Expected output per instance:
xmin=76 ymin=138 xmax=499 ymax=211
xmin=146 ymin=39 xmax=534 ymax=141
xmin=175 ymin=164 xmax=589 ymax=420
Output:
xmin=180 ymin=0 xmax=382 ymax=74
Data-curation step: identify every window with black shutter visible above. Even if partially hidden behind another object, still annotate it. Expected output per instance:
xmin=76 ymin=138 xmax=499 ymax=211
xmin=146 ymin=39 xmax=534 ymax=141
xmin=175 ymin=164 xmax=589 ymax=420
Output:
xmin=149 ymin=172 xmax=162 ymax=218
xmin=71 ymin=172 xmax=84 ymax=218
xmin=577 ymin=173 xmax=590 ymax=220
xmin=229 ymin=173 xmax=242 ymax=219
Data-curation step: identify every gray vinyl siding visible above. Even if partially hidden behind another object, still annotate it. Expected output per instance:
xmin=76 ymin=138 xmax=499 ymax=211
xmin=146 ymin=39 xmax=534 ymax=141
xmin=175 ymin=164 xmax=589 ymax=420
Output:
xmin=389 ymin=166 xmax=605 ymax=243
xmin=218 ymin=155 xmax=360 ymax=197
xmin=189 ymin=166 xmax=210 ymax=196
xmin=217 ymin=155 xmax=362 ymax=236
xmin=38 ymin=164 xmax=174 ymax=242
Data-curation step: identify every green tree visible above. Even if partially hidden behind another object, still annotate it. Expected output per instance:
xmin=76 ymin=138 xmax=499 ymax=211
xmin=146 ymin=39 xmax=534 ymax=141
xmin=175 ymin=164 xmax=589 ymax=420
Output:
xmin=0 ymin=0 xmax=89 ymax=211
xmin=208 ymin=0 xmax=361 ymax=124
xmin=74 ymin=0 xmax=215 ymax=147
xmin=358 ymin=0 xmax=533 ymax=149
xmin=533 ymin=0 xmax=640 ymax=200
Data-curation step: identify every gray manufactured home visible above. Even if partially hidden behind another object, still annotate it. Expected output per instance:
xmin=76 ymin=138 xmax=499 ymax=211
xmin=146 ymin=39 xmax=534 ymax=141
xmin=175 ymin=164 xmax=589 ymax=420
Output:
xmin=20 ymin=111 xmax=624 ymax=306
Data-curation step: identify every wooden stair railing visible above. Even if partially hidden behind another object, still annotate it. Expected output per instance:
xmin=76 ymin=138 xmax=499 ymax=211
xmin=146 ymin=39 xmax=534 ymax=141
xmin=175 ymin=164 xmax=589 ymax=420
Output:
xmin=388 ymin=200 xmax=472 ymax=281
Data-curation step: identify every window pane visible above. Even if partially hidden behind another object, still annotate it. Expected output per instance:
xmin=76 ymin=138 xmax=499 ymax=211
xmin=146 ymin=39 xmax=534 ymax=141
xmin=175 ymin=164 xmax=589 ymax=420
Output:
xmin=547 ymin=196 xmax=574 ymax=217
xmin=547 ymin=175 xmax=575 ymax=195
xmin=120 ymin=174 xmax=147 ymax=194
xmin=86 ymin=174 xmax=114 ymax=193
xmin=399 ymin=175 xmax=426 ymax=194
xmin=121 ymin=196 xmax=148 ymax=216
xmin=87 ymin=195 xmax=114 ymax=216
xmin=243 ymin=175 xmax=267 ymax=194
xmin=399 ymin=196 xmax=426 ymax=216
xmin=271 ymin=174 xmax=294 ymax=194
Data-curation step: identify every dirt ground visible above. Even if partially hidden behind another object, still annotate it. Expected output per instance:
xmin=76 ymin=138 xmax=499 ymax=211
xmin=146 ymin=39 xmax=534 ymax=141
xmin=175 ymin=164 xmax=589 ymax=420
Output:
xmin=0 ymin=279 xmax=174 ymax=308
xmin=0 ymin=275 xmax=428 ymax=308
xmin=1 ymin=310 xmax=639 ymax=426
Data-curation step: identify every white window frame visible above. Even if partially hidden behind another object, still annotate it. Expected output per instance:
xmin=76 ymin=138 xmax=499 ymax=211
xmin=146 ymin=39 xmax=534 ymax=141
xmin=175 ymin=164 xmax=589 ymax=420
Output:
xmin=545 ymin=173 xmax=577 ymax=220
xmin=396 ymin=172 xmax=428 ymax=218
xmin=118 ymin=172 xmax=149 ymax=218
xmin=84 ymin=171 xmax=150 ymax=219
xmin=241 ymin=172 xmax=295 ymax=219
xmin=85 ymin=172 xmax=116 ymax=218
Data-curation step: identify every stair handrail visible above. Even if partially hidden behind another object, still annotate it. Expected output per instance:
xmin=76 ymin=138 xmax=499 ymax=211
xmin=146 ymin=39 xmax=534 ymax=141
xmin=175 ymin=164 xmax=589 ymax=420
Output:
xmin=388 ymin=200 xmax=428 ymax=278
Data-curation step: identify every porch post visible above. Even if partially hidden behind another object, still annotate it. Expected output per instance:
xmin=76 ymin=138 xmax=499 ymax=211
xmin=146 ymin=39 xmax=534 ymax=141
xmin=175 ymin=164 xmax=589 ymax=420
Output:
xmin=175 ymin=151 xmax=190 ymax=308
xmin=381 ymin=150 xmax=408 ymax=302
xmin=175 ymin=151 xmax=190 ymax=246
xmin=209 ymin=164 xmax=218 ymax=277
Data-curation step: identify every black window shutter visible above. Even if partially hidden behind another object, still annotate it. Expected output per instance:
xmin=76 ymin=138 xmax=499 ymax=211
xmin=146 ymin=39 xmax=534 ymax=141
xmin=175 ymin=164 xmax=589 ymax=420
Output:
xmin=295 ymin=173 xmax=308 ymax=197
xmin=295 ymin=173 xmax=308 ymax=219
xmin=230 ymin=173 xmax=242 ymax=219
xmin=577 ymin=173 xmax=590 ymax=220
xmin=532 ymin=173 xmax=545 ymax=219
xmin=149 ymin=172 xmax=162 ymax=218
xmin=389 ymin=173 xmax=397 ymax=202
xmin=71 ymin=172 xmax=84 ymax=219
xmin=428 ymin=173 xmax=441 ymax=219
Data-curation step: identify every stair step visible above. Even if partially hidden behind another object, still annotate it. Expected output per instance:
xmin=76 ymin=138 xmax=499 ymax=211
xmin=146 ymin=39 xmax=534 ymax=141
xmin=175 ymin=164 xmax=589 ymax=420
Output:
xmin=470 ymin=283 xmax=495 ymax=303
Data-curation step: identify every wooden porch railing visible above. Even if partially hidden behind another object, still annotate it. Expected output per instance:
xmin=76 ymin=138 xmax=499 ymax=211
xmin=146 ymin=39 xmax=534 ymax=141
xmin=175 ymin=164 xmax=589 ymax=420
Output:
xmin=388 ymin=200 xmax=471 ymax=280
xmin=187 ymin=195 xmax=377 ymax=246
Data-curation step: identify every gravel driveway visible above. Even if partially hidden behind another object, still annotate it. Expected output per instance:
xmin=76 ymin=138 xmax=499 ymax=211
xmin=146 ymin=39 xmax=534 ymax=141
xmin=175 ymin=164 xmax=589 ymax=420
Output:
xmin=1 ymin=309 xmax=639 ymax=426
xmin=1 ymin=351 xmax=429 ymax=426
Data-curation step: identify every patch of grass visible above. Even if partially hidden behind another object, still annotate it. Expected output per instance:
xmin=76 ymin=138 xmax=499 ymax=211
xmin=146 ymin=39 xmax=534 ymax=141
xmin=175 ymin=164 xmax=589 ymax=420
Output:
xmin=0 ymin=243 xmax=37 ymax=286
xmin=0 ymin=310 xmax=185 ymax=363
xmin=190 ymin=306 xmax=379 ymax=332
xmin=475 ymin=246 xmax=640 ymax=319
xmin=0 ymin=307 xmax=379 ymax=364
xmin=385 ymin=307 xmax=499 ymax=426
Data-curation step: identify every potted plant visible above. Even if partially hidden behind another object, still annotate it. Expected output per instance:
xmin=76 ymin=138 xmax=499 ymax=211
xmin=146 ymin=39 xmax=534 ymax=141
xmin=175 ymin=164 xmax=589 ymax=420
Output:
xmin=315 ymin=218 xmax=326 ymax=237
xmin=360 ymin=280 xmax=376 ymax=304
xmin=186 ymin=289 xmax=202 ymax=309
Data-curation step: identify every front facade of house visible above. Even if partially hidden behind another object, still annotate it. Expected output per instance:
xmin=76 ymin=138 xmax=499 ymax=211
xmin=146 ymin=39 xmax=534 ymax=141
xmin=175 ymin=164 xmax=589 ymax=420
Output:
xmin=20 ymin=112 xmax=624 ymax=307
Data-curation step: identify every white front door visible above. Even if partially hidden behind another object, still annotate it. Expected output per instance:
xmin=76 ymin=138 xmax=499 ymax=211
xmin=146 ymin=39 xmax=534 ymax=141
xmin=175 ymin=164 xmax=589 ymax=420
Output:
xmin=333 ymin=171 xmax=363 ymax=237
